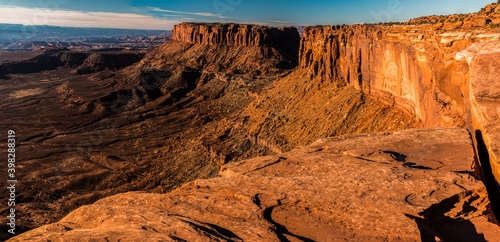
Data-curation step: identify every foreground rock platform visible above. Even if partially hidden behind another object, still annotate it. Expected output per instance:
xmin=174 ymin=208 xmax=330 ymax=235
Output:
xmin=10 ymin=128 xmax=500 ymax=241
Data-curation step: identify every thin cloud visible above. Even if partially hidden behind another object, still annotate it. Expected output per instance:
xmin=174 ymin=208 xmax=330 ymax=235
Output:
xmin=235 ymin=20 xmax=292 ymax=27
xmin=270 ymin=20 xmax=289 ymax=24
xmin=0 ymin=5 xmax=179 ymax=30
xmin=148 ymin=7 xmax=231 ymax=19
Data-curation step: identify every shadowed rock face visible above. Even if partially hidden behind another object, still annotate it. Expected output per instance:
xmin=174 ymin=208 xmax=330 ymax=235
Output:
xmin=0 ymin=48 xmax=146 ymax=78
xmin=170 ymin=22 xmax=301 ymax=70
xmin=10 ymin=128 xmax=499 ymax=241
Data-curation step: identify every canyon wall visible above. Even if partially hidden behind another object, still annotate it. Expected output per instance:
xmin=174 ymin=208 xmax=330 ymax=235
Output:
xmin=299 ymin=24 xmax=500 ymax=198
xmin=8 ymin=15 xmax=500 ymax=240
xmin=170 ymin=21 xmax=500 ymax=194
xmin=138 ymin=23 xmax=301 ymax=76
xmin=171 ymin=22 xmax=299 ymax=49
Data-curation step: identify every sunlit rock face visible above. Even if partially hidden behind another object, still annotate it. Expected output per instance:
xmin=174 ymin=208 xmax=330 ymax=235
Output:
xmin=11 ymin=128 xmax=498 ymax=241
xmin=171 ymin=22 xmax=299 ymax=48
xmin=299 ymin=21 xmax=500 ymax=188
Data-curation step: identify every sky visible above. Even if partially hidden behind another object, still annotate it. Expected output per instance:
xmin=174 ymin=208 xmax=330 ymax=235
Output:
xmin=0 ymin=0 xmax=495 ymax=30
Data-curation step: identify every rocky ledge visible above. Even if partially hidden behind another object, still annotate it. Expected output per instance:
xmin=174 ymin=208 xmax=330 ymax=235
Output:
xmin=10 ymin=128 xmax=500 ymax=241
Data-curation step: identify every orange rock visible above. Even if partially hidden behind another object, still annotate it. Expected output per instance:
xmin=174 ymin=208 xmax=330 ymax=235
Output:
xmin=171 ymin=22 xmax=299 ymax=48
xmin=465 ymin=43 xmax=500 ymax=210
xmin=10 ymin=128 xmax=499 ymax=241
xmin=137 ymin=23 xmax=301 ymax=77
xmin=298 ymin=21 xmax=500 ymax=201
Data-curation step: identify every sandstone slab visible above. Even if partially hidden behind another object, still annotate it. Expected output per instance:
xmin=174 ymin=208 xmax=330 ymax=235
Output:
xmin=10 ymin=128 xmax=498 ymax=241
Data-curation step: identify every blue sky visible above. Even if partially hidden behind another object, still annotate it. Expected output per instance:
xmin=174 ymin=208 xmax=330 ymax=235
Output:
xmin=0 ymin=0 xmax=494 ymax=29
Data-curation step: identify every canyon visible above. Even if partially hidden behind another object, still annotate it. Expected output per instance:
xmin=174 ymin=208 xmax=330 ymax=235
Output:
xmin=298 ymin=13 xmax=500 ymax=219
xmin=0 ymin=24 xmax=171 ymax=51
xmin=4 ymin=2 xmax=500 ymax=241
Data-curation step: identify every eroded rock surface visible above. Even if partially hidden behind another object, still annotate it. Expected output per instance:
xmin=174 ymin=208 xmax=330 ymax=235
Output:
xmin=298 ymin=7 xmax=500 ymax=213
xmin=171 ymin=22 xmax=299 ymax=48
xmin=167 ymin=23 xmax=300 ymax=74
xmin=11 ymin=128 xmax=499 ymax=241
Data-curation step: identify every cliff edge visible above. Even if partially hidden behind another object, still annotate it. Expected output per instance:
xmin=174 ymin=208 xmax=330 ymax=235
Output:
xmin=9 ymin=128 xmax=500 ymax=241
xmin=298 ymin=18 xmax=500 ymax=213
xmin=136 ymin=22 xmax=300 ymax=77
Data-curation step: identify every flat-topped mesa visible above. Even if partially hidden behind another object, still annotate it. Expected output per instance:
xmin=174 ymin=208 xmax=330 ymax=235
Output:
xmin=139 ymin=22 xmax=301 ymax=76
xmin=171 ymin=22 xmax=300 ymax=48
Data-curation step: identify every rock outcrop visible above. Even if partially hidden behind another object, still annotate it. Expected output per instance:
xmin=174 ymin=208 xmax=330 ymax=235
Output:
xmin=408 ymin=2 xmax=500 ymax=28
xmin=298 ymin=19 xmax=500 ymax=210
xmin=0 ymin=49 xmax=146 ymax=78
xmin=171 ymin=22 xmax=299 ymax=48
xmin=10 ymin=128 xmax=500 ymax=241
xmin=150 ymin=23 xmax=300 ymax=75
xmin=465 ymin=42 xmax=500 ymax=212
xmin=75 ymin=51 xmax=145 ymax=74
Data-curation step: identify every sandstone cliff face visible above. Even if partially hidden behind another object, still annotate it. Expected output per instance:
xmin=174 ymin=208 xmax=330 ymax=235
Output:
xmin=299 ymin=25 xmax=473 ymax=127
xmin=464 ymin=42 xmax=500 ymax=205
xmin=172 ymin=22 xmax=299 ymax=48
xmin=10 ymin=128 xmax=499 ymax=241
xmin=298 ymin=23 xmax=500 ymax=201
xmin=138 ymin=23 xmax=300 ymax=77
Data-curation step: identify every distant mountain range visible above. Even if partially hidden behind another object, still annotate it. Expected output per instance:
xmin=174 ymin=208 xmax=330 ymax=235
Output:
xmin=0 ymin=24 xmax=171 ymax=50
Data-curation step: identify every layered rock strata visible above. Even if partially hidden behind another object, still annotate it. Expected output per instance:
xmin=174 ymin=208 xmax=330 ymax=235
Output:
xmin=171 ymin=22 xmax=299 ymax=48
xmin=298 ymin=23 xmax=500 ymax=207
xmin=138 ymin=23 xmax=301 ymax=77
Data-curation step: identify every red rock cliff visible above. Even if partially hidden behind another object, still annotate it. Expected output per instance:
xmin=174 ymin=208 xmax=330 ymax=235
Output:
xmin=171 ymin=22 xmax=299 ymax=48
xmin=299 ymin=24 xmax=471 ymax=125
xmin=298 ymin=22 xmax=500 ymax=208
xmin=139 ymin=22 xmax=300 ymax=76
